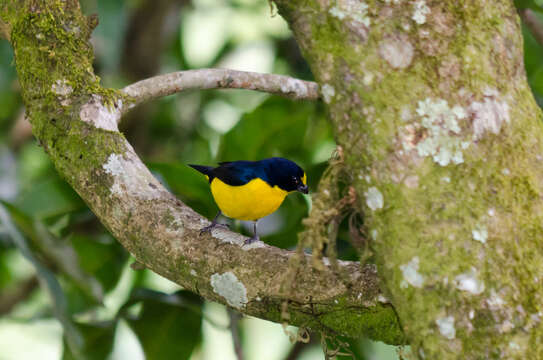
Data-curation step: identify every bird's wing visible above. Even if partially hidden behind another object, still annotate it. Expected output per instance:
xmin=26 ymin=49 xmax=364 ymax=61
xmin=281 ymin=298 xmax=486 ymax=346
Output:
xmin=213 ymin=161 xmax=261 ymax=186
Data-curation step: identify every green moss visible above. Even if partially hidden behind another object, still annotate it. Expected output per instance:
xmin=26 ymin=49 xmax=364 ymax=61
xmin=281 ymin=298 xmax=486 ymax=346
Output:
xmin=277 ymin=0 xmax=543 ymax=356
xmin=318 ymin=303 xmax=405 ymax=344
xmin=6 ymin=1 xmax=126 ymax=194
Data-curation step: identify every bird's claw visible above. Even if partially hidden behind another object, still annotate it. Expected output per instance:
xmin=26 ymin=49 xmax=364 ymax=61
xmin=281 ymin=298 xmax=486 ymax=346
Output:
xmin=243 ymin=235 xmax=260 ymax=245
xmin=199 ymin=222 xmax=229 ymax=235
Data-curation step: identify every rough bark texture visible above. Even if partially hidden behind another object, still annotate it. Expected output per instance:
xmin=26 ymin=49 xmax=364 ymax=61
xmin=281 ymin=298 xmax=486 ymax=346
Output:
xmin=274 ymin=0 xmax=543 ymax=358
xmin=0 ymin=0 xmax=404 ymax=344
xmin=121 ymin=69 xmax=320 ymax=116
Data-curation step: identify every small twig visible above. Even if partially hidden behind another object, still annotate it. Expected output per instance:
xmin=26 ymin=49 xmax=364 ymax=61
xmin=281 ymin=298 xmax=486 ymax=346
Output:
xmin=520 ymin=9 xmax=543 ymax=48
xmin=228 ymin=308 xmax=244 ymax=360
xmin=120 ymin=68 xmax=320 ymax=116
xmin=0 ymin=276 xmax=39 ymax=315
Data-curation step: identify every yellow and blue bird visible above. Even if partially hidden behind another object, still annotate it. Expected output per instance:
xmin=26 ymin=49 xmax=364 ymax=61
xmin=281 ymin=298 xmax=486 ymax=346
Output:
xmin=189 ymin=157 xmax=308 ymax=244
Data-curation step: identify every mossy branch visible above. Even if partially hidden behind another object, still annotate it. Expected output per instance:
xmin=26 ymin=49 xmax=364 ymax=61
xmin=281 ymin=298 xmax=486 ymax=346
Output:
xmin=2 ymin=0 xmax=405 ymax=344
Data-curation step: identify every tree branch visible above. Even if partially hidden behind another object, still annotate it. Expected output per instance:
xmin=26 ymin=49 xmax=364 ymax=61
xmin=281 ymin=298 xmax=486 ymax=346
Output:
xmin=5 ymin=0 xmax=404 ymax=344
xmin=120 ymin=69 xmax=320 ymax=116
xmin=520 ymin=9 xmax=543 ymax=48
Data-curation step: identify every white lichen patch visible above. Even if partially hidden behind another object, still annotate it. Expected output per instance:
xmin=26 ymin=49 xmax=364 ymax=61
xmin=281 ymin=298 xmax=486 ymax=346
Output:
xmin=210 ymin=272 xmax=248 ymax=309
xmin=487 ymin=289 xmax=506 ymax=310
xmin=103 ymin=151 xmax=163 ymax=199
xmin=242 ymin=240 xmax=266 ymax=250
xmin=280 ymin=78 xmax=309 ymax=98
xmin=329 ymin=0 xmax=370 ymax=27
xmin=399 ymin=256 xmax=425 ymax=288
xmin=469 ymin=88 xmax=510 ymax=140
xmin=378 ymin=294 xmax=390 ymax=303
xmin=202 ymin=224 xmax=265 ymax=250
xmin=472 ymin=224 xmax=488 ymax=244
xmin=436 ymin=315 xmax=456 ymax=339
xmin=454 ymin=268 xmax=485 ymax=295
xmin=412 ymin=0 xmax=430 ymax=24
xmin=79 ymin=95 xmax=120 ymax=132
xmin=379 ymin=35 xmax=414 ymax=69
xmin=410 ymin=98 xmax=469 ymax=166
xmin=363 ymin=72 xmax=374 ymax=86
xmin=329 ymin=6 xmax=346 ymax=20
xmin=365 ymin=186 xmax=384 ymax=211
xmin=321 ymin=84 xmax=336 ymax=104
xmin=51 ymin=79 xmax=73 ymax=97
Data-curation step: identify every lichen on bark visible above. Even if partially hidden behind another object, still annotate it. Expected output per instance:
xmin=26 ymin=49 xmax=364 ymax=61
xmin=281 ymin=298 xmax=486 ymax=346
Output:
xmin=275 ymin=0 xmax=543 ymax=358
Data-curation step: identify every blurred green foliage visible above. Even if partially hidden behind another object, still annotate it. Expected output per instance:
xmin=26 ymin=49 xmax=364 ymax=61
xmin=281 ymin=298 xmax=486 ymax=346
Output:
xmin=1 ymin=0 xmax=543 ymax=359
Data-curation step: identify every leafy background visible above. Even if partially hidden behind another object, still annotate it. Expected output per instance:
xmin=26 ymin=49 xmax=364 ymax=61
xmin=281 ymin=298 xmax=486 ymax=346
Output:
xmin=0 ymin=0 xmax=542 ymax=359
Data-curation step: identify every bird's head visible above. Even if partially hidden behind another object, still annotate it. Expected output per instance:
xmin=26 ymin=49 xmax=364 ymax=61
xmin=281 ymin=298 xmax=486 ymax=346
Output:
xmin=263 ymin=158 xmax=308 ymax=194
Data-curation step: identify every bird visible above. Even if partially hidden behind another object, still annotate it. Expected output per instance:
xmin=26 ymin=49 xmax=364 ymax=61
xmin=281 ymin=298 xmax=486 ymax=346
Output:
xmin=189 ymin=157 xmax=308 ymax=244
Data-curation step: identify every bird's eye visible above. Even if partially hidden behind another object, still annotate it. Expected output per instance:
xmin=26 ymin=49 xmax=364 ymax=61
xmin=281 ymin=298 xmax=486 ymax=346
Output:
xmin=292 ymin=176 xmax=298 ymax=184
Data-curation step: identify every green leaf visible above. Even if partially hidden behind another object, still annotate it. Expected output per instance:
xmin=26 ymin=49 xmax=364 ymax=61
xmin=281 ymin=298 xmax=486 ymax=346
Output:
xmin=515 ymin=0 xmax=543 ymax=11
xmin=124 ymin=289 xmax=203 ymax=360
xmin=0 ymin=203 xmax=84 ymax=357
xmin=2 ymin=201 xmax=104 ymax=304
xmin=69 ymin=232 xmax=128 ymax=292
xmin=62 ymin=321 xmax=117 ymax=360
xmin=217 ymin=97 xmax=324 ymax=163
xmin=15 ymin=177 xmax=85 ymax=220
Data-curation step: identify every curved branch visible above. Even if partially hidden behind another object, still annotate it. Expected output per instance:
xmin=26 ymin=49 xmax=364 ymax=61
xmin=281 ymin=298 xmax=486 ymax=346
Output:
xmin=120 ymin=69 xmax=320 ymax=116
xmin=3 ymin=0 xmax=404 ymax=344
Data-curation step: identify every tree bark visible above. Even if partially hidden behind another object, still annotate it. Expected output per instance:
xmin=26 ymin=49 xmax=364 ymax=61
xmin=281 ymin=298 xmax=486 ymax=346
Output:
xmin=274 ymin=0 xmax=543 ymax=358
xmin=0 ymin=0 xmax=403 ymax=345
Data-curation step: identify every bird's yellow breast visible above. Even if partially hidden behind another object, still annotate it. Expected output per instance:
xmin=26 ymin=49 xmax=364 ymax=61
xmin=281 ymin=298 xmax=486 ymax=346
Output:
xmin=210 ymin=177 xmax=288 ymax=221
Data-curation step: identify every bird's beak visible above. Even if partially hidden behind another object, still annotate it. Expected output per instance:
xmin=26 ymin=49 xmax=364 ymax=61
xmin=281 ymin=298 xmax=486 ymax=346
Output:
xmin=297 ymin=184 xmax=309 ymax=194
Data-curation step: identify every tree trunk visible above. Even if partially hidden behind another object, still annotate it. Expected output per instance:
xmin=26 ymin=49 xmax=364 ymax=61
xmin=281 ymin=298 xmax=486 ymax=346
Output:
xmin=274 ymin=0 xmax=543 ymax=358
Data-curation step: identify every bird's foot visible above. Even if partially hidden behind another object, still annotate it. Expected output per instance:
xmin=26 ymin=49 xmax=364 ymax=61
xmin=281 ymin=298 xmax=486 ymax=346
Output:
xmin=200 ymin=222 xmax=229 ymax=235
xmin=243 ymin=234 xmax=260 ymax=245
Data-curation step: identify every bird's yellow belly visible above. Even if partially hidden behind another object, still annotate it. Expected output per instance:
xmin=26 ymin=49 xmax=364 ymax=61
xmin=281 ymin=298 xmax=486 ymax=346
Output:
xmin=210 ymin=178 xmax=288 ymax=221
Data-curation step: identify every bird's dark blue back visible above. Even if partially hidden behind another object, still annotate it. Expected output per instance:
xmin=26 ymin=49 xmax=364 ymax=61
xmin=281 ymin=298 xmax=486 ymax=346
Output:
xmin=210 ymin=158 xmax=303 ymax=188
xmin=212 ymin=161 xmax=264 ymax=186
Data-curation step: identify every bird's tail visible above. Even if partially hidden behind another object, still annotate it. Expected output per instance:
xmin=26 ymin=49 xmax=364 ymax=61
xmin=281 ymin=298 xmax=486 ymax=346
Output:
xmin=188 ymin=164 xmax=214 ymax=178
